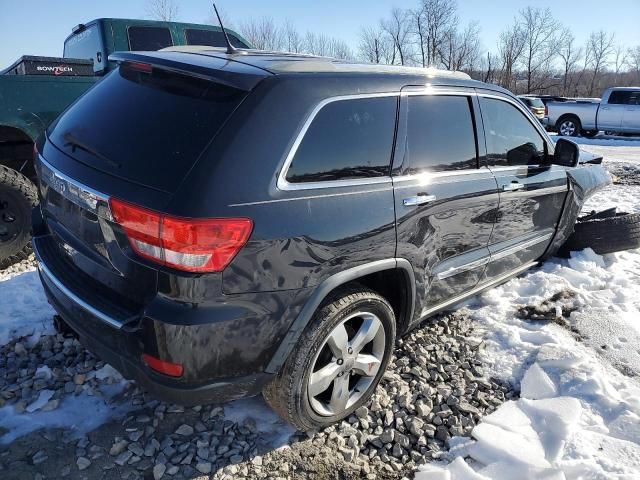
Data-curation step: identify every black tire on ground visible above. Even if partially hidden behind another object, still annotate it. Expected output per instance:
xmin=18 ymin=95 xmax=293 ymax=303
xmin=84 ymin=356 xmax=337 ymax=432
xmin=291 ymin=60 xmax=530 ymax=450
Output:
xmin=263 ymin=285 xmax=396 ymax=431
xmin=561 ymin=212 xmax=640 ymax=255
xmin=0 ymin=165 xmax=38 ymax=269
xmin=556 ymin=116 xmax=582 ymax=137
xmin=582 ymin=130 xmax=598 ymax=138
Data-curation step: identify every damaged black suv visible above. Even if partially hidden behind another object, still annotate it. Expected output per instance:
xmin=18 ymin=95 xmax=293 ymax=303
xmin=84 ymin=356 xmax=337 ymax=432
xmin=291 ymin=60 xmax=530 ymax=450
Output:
xmin=32 ymin=47 xmax=609 ymax=430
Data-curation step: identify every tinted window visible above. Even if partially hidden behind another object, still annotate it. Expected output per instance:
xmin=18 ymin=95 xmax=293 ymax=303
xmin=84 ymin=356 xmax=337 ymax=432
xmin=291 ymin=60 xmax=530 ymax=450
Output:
xmin=48 ymin=64 xmax=246 ymax=192
xmin=285 ymin=97 xmax=397 ymax=183
xmin=63 ymin=24 xmax=103 ymax=70
xmin=185 ymin=29 xmax=249 ymax=48
xmin=405 ymin=95 xmax=477 ymax=173
xmin=609 ymin=90 xmax=640 ymax=105
xmin=128 ymin=26 xmax=173 ymax=51
xmin=480 ymin=97 xmax=546 ymax=167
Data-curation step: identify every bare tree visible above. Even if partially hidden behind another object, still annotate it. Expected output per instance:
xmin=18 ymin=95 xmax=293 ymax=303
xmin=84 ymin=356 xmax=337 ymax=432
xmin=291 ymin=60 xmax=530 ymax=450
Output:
xmin=421 ymin=0 xmax=458 ymax=67
xmin=518 ymin=7 xmax=561 ymax=93
xmin=359 ymin=26 xmax=396 ymax=64
xmin=629 ymin=46 xmax=640 ymax=82
xmin=238 ymin=17 xmax=283 ymax=51
xmin=441 ymin=21 xmax=481 ymax=72
xmin=557 ymin=28 xmax=582 ymax=96
xmin=282 ymin=19 xmax=304 ymax=53
xmin=613 ymin=43 xmax=628 ymax=85
xmin=586 ymin=30 xmax=615 ymax=96
xmin=497 ymin=20 xmax=526 ymax=91
xmin=146 ymin=0 xmax=179 ymax=21
xmin=381 ymin=8 xmax=412 ymax=65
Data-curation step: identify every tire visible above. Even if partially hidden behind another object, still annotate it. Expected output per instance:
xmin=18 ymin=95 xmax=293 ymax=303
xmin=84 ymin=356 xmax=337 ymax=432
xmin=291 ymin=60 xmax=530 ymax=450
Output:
xmin=561 ymin=212 xmax=640 ymax=255
xmin=582 ymin=130 xmax=598 ymax=138
xmin=556 ymin=116 xmax=581 ymax=137
xmin=263 ymin=285 xmax=396 ymax=431
xmin=0 ymin=165 xmax=38 ymax=270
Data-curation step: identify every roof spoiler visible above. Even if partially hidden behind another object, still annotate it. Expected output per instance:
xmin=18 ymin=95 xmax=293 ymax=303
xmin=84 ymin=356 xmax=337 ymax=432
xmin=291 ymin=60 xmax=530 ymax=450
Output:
xmin=109 ymin=51 xmax=269 ymax=91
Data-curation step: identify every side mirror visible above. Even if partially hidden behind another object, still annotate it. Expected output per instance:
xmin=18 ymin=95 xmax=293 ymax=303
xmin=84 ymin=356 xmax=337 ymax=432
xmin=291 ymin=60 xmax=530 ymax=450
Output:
xmin=553 ymin=138 xmax=579 ymax=167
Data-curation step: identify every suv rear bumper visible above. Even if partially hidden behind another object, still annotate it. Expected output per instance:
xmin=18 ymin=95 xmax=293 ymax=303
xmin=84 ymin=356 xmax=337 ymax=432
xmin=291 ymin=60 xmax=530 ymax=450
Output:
xmin=32 ymin=233 xmax=302 ymax=405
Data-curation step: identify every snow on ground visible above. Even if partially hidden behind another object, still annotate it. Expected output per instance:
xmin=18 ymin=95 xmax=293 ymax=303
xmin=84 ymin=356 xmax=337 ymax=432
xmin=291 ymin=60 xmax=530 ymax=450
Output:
xmin=418 ymin=136 xmax=640 ymax=479
xmin=0 ymin=267 xmax=54 ymax=346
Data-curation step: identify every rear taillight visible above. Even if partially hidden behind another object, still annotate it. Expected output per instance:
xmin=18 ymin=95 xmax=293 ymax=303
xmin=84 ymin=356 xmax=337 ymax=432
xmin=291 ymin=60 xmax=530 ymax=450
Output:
xmin=544 ymin=105 xmax=548 ymax=116
xmin=109 ymin=198 xmax=252 ymax=273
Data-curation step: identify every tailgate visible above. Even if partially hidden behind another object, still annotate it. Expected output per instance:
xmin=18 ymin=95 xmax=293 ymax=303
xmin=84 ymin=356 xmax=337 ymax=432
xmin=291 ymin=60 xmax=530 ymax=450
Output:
xmin=35 ymin=146 xmax=166 ymax=308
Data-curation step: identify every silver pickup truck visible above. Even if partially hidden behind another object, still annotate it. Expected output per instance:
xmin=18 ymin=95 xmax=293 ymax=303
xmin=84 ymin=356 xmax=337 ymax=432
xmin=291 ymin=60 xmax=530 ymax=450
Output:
xmin=547 ymin=87 xmax=640 ymax=137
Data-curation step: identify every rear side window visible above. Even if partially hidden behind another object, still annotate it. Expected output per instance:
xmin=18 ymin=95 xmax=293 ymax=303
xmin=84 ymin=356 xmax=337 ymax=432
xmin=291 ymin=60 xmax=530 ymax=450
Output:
xmin=48 ymin=64 xmax=246 ymax=192
xmin=185 ymin=29 xmax=249 ymax=49
xmin=285 ymin=97 xmax=397 ymax=183
xmin=404 ymin=95 xmax=477 ymax=174
xmin=480 ymin=97 xmax=546 ymax=167
xmin=128 ymin=26 xmax=173 ymax=51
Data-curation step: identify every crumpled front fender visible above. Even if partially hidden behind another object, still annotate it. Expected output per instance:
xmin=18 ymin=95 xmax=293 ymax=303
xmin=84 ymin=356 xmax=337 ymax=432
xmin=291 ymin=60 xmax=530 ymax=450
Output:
xmin=544 ymin=164 xmax=612 ymax=258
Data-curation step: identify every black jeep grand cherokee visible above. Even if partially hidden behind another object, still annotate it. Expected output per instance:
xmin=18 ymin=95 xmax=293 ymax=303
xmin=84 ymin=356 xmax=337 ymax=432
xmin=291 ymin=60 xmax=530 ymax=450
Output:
xmin=32 ymin=48 xmax=608 ymax=430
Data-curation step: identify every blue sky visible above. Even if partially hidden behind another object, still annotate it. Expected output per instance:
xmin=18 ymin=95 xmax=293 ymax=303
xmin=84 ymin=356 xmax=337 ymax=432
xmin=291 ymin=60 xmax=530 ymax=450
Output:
xmin=0 ymin=0 xmax=638 ymax=67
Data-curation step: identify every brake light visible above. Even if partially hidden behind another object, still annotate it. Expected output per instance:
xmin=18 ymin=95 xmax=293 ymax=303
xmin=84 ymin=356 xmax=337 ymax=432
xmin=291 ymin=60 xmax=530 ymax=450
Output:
xmin=142 ymin=354 xmax=183 ymax=377
xmin=124 ymin=61 xmax=153 ymax=73
xmin=109 ymin=198 xmax=252 ymax=273
xmin=545 ymin=105 xmax=548 ymax=116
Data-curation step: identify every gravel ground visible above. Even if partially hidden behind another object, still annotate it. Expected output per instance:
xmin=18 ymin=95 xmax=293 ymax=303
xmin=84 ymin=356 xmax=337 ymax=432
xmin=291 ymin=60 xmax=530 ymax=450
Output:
xmin=0 ymin=275 xmax=513 ymax=480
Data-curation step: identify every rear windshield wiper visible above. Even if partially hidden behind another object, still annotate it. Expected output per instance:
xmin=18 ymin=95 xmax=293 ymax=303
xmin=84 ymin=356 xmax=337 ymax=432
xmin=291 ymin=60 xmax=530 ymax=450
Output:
xmin=63 ymin=132 xmax=120 ymax=168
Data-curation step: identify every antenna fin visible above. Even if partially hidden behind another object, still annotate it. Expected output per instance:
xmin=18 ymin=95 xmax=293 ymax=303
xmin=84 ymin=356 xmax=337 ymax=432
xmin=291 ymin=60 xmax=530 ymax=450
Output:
xmin=212 ymin=3 xmax=238 ymax=55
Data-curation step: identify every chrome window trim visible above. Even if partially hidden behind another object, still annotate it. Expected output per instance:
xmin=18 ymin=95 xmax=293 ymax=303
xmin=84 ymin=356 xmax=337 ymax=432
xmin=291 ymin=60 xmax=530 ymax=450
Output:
xmin=229 ymin=185 xmax=393 ymax=207
xmin=276 ymin=92 xmax=399 ymax=191
xmin=36 ymin=257 xmax=123 ymax=330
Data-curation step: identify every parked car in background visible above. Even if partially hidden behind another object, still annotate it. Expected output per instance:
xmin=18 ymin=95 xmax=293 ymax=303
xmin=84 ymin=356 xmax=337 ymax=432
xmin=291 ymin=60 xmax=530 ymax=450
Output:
xmin=0 ymin=18 xmax=249 ymax=269
xmin=547 ymin=87 xmax=640 ymax=137
xmin=33 ymin=47 xmax=609 ymax=430
xmin=518 ymin=96 xmax=546 ymax=122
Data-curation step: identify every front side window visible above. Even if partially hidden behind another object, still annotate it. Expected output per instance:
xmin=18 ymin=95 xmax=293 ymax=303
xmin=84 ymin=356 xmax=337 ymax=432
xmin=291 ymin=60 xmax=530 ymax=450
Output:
xmin=480 ymin=97 xmax=546 ymax=167
xmin=285 ymin=97 xmax=397 ymax=183
xmin=405 ymin=95 xmax=477 ymax=174
xmin=128 ymin=26 xmax=173 ymax=51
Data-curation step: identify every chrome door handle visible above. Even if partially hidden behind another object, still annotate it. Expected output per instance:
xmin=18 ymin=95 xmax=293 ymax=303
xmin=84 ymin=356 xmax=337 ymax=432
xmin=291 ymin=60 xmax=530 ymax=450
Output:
xmin=502 ymin=182 xmax=525 ymax=192
xmin=403 ymin=194 xmax=436 ymax=206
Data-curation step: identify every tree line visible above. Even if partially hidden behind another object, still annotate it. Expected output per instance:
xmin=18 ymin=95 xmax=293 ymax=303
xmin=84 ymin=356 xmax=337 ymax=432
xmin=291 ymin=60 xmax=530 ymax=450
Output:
xmin=147 ymin=0 xmax=640 ymax=97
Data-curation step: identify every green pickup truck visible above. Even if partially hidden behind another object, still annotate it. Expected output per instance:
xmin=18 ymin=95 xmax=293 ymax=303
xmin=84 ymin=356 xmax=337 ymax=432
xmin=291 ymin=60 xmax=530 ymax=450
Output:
xmin=0 ymin=18 xmax=249 ymax=268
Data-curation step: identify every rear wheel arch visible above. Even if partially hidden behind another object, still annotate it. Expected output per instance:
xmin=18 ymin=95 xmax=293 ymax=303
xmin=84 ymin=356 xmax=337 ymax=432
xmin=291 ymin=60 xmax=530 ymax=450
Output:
xmin=265 ymin=258 xmax=415 ymax=374
xmin=0 ymin=125 xmax=36 ymax=180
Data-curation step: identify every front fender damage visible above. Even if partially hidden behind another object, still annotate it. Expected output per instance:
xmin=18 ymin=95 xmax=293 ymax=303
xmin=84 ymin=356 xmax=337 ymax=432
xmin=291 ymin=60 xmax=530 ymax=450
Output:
xmin=544 ymin=164 xmax=612 ymax=259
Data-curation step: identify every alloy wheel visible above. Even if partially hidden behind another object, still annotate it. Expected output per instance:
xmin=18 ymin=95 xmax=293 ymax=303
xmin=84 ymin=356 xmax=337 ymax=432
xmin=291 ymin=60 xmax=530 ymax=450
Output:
xmin=307 ymin=311 xmax=386 ymax=417
xmin=559 ymin=120 xmax=576 ymax=136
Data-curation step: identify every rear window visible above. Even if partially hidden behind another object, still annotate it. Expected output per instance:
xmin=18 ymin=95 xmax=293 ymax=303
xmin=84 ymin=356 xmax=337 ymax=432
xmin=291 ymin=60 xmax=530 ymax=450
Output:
xmin=128 ymin=26 xmax=173 ymax=51
xmin=63 ymin=24 xmax=104 ymax=71
xmin=285 ymin=97 xmax=397 ymax=183
xmin=185 ymin=29 xmax=249 ymax=49
xmin=528 ymin=98 xmax=544 ymax=108
xmin=48 ymin=64 xmax=246 ymax=192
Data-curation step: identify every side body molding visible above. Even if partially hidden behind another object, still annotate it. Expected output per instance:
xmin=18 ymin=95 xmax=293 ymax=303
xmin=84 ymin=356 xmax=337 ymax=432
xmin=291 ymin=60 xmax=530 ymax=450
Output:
xmin=265 ymin=258 xmax=416 ymax=373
